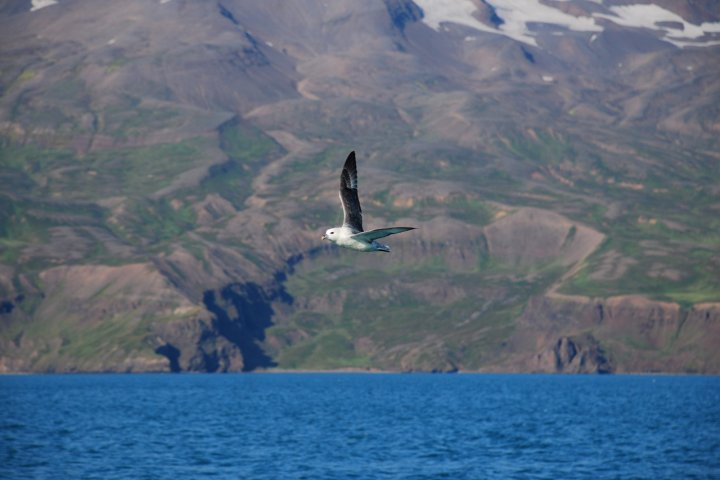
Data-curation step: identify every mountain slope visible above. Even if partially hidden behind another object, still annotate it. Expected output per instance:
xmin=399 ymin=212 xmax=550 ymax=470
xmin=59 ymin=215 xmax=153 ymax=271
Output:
xmin=1 ymin=0 xmax=719 ymax=373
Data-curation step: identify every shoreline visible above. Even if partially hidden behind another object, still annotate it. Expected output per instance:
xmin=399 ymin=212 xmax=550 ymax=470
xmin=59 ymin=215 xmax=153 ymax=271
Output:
xmin=1 ymin=368 xmax=718 ymax=376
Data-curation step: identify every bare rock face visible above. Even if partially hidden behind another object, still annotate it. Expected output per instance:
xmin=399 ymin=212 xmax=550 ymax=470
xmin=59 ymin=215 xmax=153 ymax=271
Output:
xmin=506 ymin=295 xmax=720 ymax=374
xmin=383 ymin=0 xmax=424 ymax=32
xmin=483 ymin=208 xmax=604 ymax=269
xmin=535 ymin=334 xmax=613 ymax=374
xmin=153 ymin=315 xmax=246 ymax=373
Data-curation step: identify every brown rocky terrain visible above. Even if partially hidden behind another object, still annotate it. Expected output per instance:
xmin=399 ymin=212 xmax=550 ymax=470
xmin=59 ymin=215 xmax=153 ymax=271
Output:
xmin=0 ymin=0 xmax=718 ymax=373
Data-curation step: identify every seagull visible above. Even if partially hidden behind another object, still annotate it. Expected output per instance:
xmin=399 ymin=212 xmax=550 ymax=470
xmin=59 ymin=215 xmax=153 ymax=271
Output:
xmin=321 ymin=151 xmax=415 ymax=253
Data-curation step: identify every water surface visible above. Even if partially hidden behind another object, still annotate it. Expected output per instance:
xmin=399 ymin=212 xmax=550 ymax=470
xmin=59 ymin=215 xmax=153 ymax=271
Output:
xmin=1 ymin=374 xmax=719 ymax=479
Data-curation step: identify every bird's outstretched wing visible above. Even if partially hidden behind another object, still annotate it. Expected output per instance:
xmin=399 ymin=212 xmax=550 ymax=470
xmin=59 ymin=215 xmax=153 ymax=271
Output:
xmin=340 ymin=151 xmax=363 ymax=232
xmin=351 ymin=227 xmax=416 ymax=242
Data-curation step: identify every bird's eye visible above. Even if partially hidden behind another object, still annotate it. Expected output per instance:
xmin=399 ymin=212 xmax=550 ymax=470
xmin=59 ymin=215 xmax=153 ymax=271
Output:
xmin=330 ymin=231 xmax=334 ymax=235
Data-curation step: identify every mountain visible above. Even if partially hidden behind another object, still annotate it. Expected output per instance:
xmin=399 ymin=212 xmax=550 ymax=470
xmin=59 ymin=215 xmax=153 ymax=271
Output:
xmin=1 ymin=0 xmax=719 ymax=373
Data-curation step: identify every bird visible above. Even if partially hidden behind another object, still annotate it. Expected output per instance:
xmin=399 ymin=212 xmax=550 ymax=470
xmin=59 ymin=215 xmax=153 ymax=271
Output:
xmin=321 ymin=151 xmax=415 ymax=252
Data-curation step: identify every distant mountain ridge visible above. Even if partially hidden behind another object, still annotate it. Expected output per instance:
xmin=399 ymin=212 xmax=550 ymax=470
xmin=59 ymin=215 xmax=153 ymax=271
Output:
xmin=0 ymin=0 xmax=718 ymax=373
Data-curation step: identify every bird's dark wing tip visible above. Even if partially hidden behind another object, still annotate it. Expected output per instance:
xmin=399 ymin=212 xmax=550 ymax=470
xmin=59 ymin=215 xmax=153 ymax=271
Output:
xmin=344 ymin=151 xmax=356 ymax=171
xmin=340 ymin=150 xmax=358 ymax=191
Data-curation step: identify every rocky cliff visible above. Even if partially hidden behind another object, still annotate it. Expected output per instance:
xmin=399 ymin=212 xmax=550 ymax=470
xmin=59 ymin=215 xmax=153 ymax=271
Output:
xmin=507 ymin=295 xmax=720 ymax=373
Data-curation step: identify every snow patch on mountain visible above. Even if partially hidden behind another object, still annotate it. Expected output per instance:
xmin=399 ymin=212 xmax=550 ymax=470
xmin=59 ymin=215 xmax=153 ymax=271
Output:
xmin=489 ymin=0 xmax=601 ymax=45
xmin=31 ymin=0 xmax=58 ymax=11
xmin=415 ymin=0 xmax=601 ymax=46
xmin=595 ymin=4 xmax=720 ymax=48
xmin=414 ymin=0 xmax=720 ymax=48
xmin=414 ymin=0 xmax=502 ymax=41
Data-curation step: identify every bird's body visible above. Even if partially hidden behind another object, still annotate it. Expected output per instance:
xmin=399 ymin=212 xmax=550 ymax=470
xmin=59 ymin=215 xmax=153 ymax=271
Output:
xmin=322 ymin=151 xmax=415 ymax=252
xmin=330 ymin=226 xmax=389 ymax=252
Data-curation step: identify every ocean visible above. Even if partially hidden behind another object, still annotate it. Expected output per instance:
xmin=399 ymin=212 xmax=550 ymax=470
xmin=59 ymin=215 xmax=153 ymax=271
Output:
xmin=1 ymin=373 xmax=719 ymax=479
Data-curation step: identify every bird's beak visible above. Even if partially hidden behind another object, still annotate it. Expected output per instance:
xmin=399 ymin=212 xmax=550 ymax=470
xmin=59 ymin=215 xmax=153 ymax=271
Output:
xmin=321 ymin=234 xmax=327 ymax=240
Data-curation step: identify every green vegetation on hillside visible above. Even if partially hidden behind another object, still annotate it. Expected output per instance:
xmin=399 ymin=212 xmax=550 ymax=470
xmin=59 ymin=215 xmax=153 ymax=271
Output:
xmin=1 ymin=0 xmax=719 ymax=374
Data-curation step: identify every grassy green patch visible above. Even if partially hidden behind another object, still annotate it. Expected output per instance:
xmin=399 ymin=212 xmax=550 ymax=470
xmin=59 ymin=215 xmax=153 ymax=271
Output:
xmin=102 ymin=105 xmax=181 ymax=138
xmin=277 ymin=330 xmax=370 ymax=370
xmin=502 ymin=129 xmax=576 ymax=166
xmin=0 ymin=141 xmax=76 ymax=175
xmin=0 ymin=195 xmax=106 ymax=266
xmin=110 ymin=197 xmax=195 ymax=246
xmin=561 ymin=239 xmax=720 ymax=304
xmin=193 ymin=120 xmax=285 ymax=208
xmin=219 ymin=120 xmax=282 ymax=165
xmin=58 ymin=314 xmax=149 ymax=360
xmin=105 ymin=56 xmax=129 ymax=74
xmin=83 ymin=137 xmax=212 ymax=198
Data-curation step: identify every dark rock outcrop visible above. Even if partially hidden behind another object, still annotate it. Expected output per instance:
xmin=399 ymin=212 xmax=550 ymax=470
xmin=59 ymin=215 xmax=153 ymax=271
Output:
xmin=536 ymin=334 xmax=613 ymax=374
xmin=152 ymin=281 xmax=290 ymax=372
xmin=384 ymin=0 xmax=423 ymax=32
xmin=152 ymin=250 xmax=298 ymax=372
xmin=508 ymin=295 xmax=720 ymax=374
xmin=203 ymin=282 xmax=281 ymax=371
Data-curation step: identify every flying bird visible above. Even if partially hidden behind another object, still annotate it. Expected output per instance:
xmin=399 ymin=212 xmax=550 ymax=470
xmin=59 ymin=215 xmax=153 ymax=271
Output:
xmin=321 ymin=151 xmax=415 ymax=252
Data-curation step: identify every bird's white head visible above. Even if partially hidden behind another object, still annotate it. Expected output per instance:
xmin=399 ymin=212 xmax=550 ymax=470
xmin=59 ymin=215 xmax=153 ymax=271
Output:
xmin=321 ymin=228 xmax=338 ymax=243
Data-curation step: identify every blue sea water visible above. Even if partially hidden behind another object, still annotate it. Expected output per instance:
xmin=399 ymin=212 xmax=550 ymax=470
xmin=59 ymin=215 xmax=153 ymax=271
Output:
xmin=1 ymin=374 xmax=719 ymax=479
